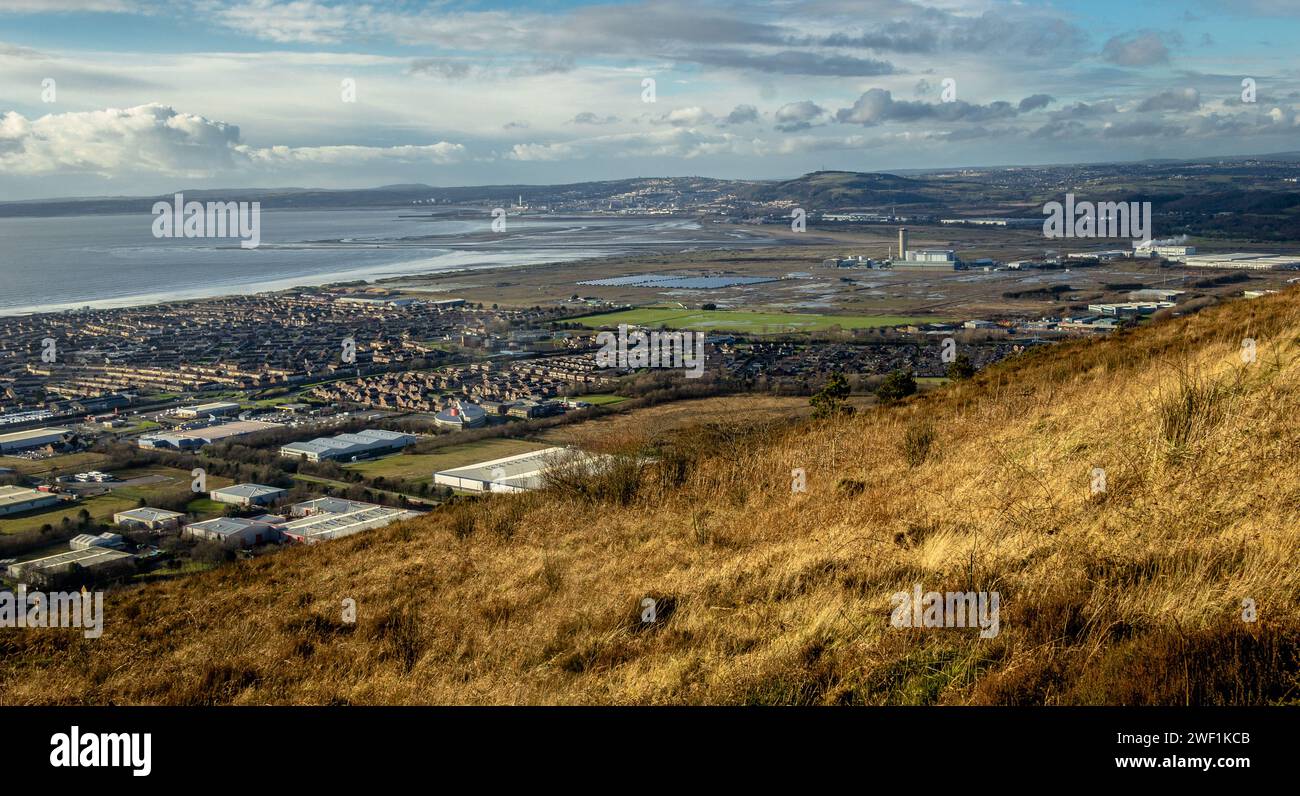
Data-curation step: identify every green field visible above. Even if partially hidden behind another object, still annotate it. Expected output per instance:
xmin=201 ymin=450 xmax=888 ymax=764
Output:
xmin=0 ymin=493 xmax=137 ymax=534
xmin=185 ymin=497 xmax=227 ymax=516
xmin=0 ymin=466 xmax=234 ymax=534
xmin=577 ymin=394 xmax=628 ymax=406
xmin=344 ymin=438 xmax=552 ymax=483
xmin=574 ymin=307 xmax=939 ymax=333
xmin=291 ymin=472 xmax=437 ymax=506
xmin=0 ymin=452 xmax=111 ymax=477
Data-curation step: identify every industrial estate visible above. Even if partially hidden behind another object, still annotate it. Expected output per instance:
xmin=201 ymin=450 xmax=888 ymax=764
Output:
xmin=1 ymin=142 xmax=1298 ymax=721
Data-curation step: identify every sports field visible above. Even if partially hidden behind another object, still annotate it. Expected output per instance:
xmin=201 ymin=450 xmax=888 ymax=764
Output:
xmin=574 ymin=307 xmax=938 ymax=333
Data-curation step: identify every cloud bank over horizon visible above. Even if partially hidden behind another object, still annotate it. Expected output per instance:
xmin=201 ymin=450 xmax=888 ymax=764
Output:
xmin=0 ymin=0 xmax=1297 ymax=198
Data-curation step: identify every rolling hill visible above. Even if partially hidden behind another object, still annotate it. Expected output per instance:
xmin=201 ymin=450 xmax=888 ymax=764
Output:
xmin=1 ymin=292 xmax=1298 ymax=705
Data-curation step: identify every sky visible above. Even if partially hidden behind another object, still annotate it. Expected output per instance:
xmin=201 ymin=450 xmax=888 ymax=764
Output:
xmin=0 ymin=0 xmax=1297 ymax=199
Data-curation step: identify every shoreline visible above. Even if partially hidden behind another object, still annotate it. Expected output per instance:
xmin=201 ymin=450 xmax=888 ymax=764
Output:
xmin=0 ymin=224 xmax=791 ymax=318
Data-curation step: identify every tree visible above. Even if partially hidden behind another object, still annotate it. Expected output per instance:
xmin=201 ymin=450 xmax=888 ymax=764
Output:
xmin=946 ymin=353 xmax=976 ymax=380
xmin=810 ymin=372 xmax=853 ymax=418
xmin=876 ymin=369 xmax=917 ymax=404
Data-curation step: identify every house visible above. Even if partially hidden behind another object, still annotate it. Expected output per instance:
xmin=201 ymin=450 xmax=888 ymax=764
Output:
xmin=209 ymin=484 xmax=286 ymax=507
xmin=183 ymin=517 xmax=281 ymax=548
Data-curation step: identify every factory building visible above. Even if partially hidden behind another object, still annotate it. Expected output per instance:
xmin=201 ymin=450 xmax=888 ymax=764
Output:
xmin=1087 ymin=302 xmax=1175 ymax=317
xmin=278 ymin=428 xmax=417 ymax=463
xmin=0 ymin=426 xmax=71 ymax=454
xmin=506 ymin=400 xmax=565 ymax=419
xmin=434 ymin=447 xmax=612 ymax=494
xmin=209 ymin=483 xmax=286 ymax=507
xmin=0 ymin=485 xmax=63 ymax=516
xmin=184 ymin=517 xmax=281 ymax=548
xmin=1178 ymin=253 xmax=1300 ymax=270
xmin=175 ymin=401 xmax=241 ymax=419
xmin=113 ymin=507 xmax=185 ymax=532
xmin=1128 ymin=289 xmax=1185 ymax=302
xmin=69 ymin=532 xmax=125 ymax=550
xmin=894 ymin=250 xmax=959 ymax=270
xmin=7 ymin=546 xmax=135 ymax=587
xmin=279 ymin=498 xmax=420 ymax=544
xmin=138 ymin=419 xmax=281 ymax=451
xmin=1148 ymin=245 xmax=1196 ymax=258
xmin=892 ymin=227 xmax=958 ymax=269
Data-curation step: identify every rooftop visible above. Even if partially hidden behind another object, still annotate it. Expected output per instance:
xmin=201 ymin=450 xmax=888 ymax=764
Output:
xmin=115 ymin=507 xmax=185 ymax=522
xmin=187 ymin=517 xmax=276 ymax=537
xmin=13 ymin=546 xmax=133 ymax=571
xmin=0 ymin=426 xmax=71 ymax=444
xmin=211 ymin=483 xmax=285 ymax=499
xmin=0 ymin=485 xmax=58 ymax=509
xmin=281 ymin=502 xmax=419 ymax=542
xmin=435 ymin=447 xmax=610 ymax=490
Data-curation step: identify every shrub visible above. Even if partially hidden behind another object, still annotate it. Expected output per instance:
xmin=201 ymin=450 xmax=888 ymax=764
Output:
xmin=876 ymin=369 xmax=917 ymax=404
xmin=901 ymin=421 xmax=936 ymax=468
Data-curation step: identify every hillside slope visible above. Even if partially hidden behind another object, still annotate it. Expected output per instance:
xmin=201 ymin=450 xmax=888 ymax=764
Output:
xmin=3 ymin=294 xmax=1299 ymax=705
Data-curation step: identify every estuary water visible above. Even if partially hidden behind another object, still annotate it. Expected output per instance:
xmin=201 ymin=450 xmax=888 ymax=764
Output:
xmin=0 ymin=208 xmax=768 ymax=315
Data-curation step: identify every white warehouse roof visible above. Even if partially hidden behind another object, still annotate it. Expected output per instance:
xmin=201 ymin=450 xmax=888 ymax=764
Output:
xmin=211 ymin=483 xmax=285 ymax=499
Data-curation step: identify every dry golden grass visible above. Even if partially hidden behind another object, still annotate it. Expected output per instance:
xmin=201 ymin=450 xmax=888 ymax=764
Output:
xmin=2 ymin=293 xmax=1298 ymax=705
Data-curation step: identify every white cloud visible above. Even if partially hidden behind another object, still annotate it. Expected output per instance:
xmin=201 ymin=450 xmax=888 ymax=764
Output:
xmin=0 ymin=0 xmax=138 ymax=12
xmin=652 ymin=106 xmax=717 ymax=126
xmin=0 ymin=104 xmax=240 ymax=176
xmin=508 ymin=128 xmax=744 ymax=161
xmin=215 ymin=0 xmax=364 ymax=45
xmin=0 ymin=104 xmax=466 ymax=177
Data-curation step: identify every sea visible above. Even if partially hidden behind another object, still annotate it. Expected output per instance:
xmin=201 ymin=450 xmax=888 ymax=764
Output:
xmin=0 ymin=208 xmax=769 ymax=316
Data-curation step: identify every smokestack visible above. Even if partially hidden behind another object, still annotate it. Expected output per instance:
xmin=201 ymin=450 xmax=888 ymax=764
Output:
xmin=898 ymin=227 xmax=909 ymax=260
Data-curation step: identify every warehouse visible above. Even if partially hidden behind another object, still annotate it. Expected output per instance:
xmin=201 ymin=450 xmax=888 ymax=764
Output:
xmin=0 ymin=485 xmax=63 ymax=516
xmin=0 ymin=426 xmax=71 ymax=454
xmin=70 ymin=532 xmax=125 ymax=550
xmin=280 ymin=498 xmax=420 ymax=544
xmin=1088 ymin=301 xmax=1174 ymax=317
xmin=904 ymin=249 xmax=956 ymax=263
xmin=1178 ymin=253 xmax=1300 ymax=270
xmin=113 ymin=507 xmax=185 ymax=532
xmin=434 ymin=447 xmax=611 ymax=493
xmin=7 ymin=546 xmax=135 ymax=587
xmin=137 ymin=419 xmax=280 ymax=451
xmin=183 ymin=517 xmax=281 ymax=547
xmin=279 ymin=428 xmax=417 ymax=463
xmin=175 ymin=401 xmax=241 ymax=419
xmin=209 ymin=483 xmax=286 ymax=507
